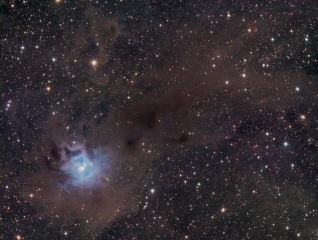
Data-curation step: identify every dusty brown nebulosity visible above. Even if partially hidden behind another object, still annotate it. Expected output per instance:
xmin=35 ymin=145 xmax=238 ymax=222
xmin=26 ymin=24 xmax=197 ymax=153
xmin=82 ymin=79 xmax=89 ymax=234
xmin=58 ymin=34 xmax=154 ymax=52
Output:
xmin=13 ymin=3 xmax=317 ymax=238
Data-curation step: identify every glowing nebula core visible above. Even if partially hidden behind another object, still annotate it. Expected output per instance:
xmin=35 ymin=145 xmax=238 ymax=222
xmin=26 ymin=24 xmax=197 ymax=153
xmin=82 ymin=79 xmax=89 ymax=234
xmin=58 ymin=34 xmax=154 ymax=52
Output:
xmin=60 ymin=146 xmax=105 ymax=188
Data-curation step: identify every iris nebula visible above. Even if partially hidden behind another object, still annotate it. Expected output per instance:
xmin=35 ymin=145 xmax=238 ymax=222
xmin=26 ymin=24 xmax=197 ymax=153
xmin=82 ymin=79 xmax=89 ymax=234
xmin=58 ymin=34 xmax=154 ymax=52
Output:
xmin=60 ymin=145 xmax=107 ymax=188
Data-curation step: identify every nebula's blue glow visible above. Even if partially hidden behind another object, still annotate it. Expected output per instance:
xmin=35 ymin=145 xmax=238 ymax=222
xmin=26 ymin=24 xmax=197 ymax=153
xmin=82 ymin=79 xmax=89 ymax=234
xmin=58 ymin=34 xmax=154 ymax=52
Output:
xmin=60 ymin=146 xmax=106 ymax=188
xmin=69 ymin=155 xmax=94 ymax=185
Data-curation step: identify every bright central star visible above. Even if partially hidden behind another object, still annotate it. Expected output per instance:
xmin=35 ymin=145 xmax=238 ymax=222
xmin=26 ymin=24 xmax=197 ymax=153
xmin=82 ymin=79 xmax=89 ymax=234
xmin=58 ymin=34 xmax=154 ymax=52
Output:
xmin=78 ymin=165 xmax=85 ymax=172
xmin=91 ymin=60 xmax=97 ymax=67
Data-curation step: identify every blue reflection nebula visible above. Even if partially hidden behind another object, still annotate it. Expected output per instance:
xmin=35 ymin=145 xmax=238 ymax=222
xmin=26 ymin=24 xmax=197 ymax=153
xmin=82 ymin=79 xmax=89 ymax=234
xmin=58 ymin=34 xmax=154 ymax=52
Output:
xmin=70 ymin=156 xmax=93 ymax=183
xmin=61 ymin=150 xmax=99 ymax=188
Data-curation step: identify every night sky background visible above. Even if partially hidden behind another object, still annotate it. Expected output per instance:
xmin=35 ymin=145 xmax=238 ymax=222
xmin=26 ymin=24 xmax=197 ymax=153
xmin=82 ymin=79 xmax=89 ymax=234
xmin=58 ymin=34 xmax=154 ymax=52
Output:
xmin=2 ymin=1 xmax=318 ymax=239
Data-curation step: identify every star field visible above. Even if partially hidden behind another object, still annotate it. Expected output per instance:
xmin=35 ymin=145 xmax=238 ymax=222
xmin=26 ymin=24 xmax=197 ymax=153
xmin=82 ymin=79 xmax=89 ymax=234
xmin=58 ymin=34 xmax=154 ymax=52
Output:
xmin=2 ymin=1 xmax=318 ymax=239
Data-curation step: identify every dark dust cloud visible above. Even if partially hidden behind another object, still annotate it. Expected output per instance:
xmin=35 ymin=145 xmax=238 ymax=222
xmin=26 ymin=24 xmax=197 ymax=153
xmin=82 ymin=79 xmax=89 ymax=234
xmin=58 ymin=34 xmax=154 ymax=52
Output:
xmin=2 ymin=1 xmax=318 ymax=239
